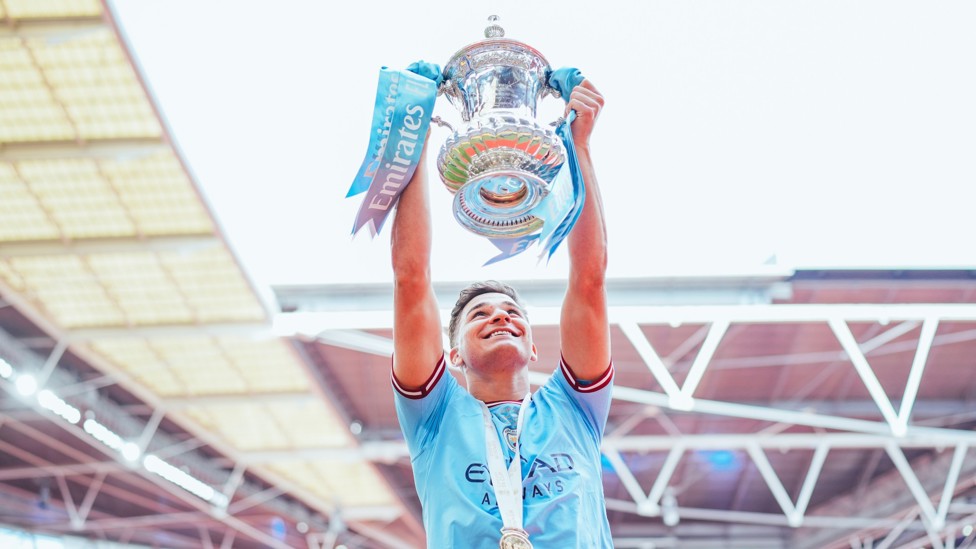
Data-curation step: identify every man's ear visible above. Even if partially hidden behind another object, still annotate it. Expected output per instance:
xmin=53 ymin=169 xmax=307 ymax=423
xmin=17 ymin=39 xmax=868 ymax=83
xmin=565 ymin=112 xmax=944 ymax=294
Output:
xmin=449 ymin=347 xmax=464 ymax=368
xmin=530 ymin=343 xmax=538 ymax=362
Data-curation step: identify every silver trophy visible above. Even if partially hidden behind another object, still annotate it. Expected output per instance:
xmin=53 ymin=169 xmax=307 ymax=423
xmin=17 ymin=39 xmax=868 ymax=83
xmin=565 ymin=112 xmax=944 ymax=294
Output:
xmin=436 ymin=17 xmax=566 ymax=239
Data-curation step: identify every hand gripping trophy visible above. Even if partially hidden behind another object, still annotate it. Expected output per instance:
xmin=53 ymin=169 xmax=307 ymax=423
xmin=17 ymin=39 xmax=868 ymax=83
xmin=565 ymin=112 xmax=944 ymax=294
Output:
xmin=348 ymin=16 xmax=587 ymax=265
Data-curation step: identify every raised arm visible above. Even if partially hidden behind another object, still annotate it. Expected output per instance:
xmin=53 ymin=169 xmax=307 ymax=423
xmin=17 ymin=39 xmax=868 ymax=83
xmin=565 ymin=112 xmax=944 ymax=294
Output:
xmin=391 ymin=139 xmax=444 ymax=388
xmin=560 ymin=80 xmax=611 ymax=379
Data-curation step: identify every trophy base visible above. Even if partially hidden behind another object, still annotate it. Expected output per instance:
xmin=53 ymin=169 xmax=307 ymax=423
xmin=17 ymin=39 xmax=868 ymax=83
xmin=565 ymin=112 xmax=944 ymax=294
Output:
xmin=453 ymin=170 xmax=546 ymax=238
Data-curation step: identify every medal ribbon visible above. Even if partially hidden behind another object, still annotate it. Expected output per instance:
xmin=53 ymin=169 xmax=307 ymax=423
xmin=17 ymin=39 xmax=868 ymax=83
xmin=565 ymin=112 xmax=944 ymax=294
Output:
xmin=480 ymin=393 xmax=532 ymax=536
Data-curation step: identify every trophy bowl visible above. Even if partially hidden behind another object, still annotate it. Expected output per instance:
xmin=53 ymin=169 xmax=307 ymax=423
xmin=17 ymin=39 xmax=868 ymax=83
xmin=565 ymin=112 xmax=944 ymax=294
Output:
xmin=436 ymin=19 xmax=565 ymax=239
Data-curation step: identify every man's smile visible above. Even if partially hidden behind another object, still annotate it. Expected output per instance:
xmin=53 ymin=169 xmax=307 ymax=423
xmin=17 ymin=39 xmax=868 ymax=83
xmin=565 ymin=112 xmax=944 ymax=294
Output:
xmin=484 ymin=328 xmax=520 ymax=339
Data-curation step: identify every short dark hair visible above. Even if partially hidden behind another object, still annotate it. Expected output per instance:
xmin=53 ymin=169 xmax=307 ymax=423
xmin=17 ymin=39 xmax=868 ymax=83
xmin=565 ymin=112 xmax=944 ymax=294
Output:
xmin=448 ymin=280 xmax=527 ymax=347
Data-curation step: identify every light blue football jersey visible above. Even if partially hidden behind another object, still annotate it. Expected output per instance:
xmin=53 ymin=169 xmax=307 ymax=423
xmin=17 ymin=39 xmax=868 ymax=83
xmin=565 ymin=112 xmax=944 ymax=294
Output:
xmin=394 ymin=356 xmax=614 ymax=548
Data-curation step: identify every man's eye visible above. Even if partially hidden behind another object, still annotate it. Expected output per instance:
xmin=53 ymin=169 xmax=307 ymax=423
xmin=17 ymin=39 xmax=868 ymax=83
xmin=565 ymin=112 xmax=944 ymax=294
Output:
xmin=508 ymin=309 xmax=521 ymax=316
xmin=472 ymin=311 xmax=487 ymax=318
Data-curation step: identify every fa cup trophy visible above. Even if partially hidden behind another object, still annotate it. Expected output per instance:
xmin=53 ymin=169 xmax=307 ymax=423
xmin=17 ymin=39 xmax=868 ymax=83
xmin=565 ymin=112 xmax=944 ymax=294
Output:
xmin=436 ymin=15 xmax=567 ymax=241
xmin=348 ymin=16 xmax=585 ymax=264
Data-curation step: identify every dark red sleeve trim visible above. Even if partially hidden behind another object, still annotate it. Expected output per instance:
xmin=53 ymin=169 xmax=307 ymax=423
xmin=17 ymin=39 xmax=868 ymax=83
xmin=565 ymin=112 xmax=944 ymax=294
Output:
xmin=559 ymin=355 xmax=614 ymax=393
xmin=392 ymin=354 xmax=447 ymax=400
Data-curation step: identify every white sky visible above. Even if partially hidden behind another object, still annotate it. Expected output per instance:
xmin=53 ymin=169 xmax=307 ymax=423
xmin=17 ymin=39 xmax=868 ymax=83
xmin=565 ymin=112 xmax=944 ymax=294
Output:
xmin=108 ymin=0 xmax=976 ymax=289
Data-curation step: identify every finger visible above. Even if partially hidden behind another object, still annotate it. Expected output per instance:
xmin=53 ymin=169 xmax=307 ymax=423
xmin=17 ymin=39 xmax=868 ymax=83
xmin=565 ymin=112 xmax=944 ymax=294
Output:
xmin=564 ymin=99 xmax=598 ymax=118
xmin=568 ymin=93 xmax=602 ymax=118
xmin=565 ymin=84 xmax=603 ymax=118
xmin=564 ymin=104 xmax=598 ymax=122
xmin=570 ymin=91 xmax=601 ymax=110
xmin=570 ymin=86 xmax=605 ymax=108
xmin=579 ymin=79 xmax=600 ymax=95
xmin=575 ymin=79 xmax=603 ymax=99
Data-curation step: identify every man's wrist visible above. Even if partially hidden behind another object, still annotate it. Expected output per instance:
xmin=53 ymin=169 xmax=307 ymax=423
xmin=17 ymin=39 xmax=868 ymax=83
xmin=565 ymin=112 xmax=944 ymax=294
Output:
xmin=573 ymin=144 xmax=593 ymax=165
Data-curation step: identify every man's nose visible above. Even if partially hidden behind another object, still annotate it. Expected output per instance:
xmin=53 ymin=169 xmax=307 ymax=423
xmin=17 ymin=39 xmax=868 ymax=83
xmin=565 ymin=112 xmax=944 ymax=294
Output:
xmin=489 ymin=309 xmax=511 ymax=322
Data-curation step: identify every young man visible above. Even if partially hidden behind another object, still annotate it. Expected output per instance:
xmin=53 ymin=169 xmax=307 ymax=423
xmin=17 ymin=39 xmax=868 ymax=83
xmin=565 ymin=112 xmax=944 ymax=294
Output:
xmin=390 ymin=80 xmax=612 ymax=548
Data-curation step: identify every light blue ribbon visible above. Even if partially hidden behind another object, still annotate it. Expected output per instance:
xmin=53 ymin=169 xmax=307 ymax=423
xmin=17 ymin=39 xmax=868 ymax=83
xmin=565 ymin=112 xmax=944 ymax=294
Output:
xmin=348 ymin=63 xmax=440 ymax=236
xmin=540 ymin=109 xmax=586 ymax=261
xmin=485 ymin=234 xmax=541 ymax=266
xmin=405 ymin=60 xmax=444 ymax=87
xmin=483 ymin=67 xmax=587 ymax=265
xmin=549 ymin=67 xmax=585 ymax=102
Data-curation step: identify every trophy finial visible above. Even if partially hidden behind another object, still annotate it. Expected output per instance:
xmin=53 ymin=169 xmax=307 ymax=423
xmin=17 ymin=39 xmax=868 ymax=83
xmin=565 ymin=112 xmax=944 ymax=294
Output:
xmin=484 ymin=15 xmax=505 ymax=38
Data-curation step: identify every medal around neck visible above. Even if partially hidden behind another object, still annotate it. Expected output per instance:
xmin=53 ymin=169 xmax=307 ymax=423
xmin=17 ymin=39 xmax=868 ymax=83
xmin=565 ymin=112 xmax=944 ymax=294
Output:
xmin=347 ymin=16 xmax=587 ymax=264
xmin=499 ymin=527 xmax=533 ymax=549
xmin=481 ymin=394 xmax=534 ymax=549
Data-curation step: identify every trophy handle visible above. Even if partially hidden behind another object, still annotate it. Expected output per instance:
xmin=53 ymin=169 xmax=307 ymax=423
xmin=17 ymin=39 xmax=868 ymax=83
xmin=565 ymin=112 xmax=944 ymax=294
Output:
xmin=543 ymin=70 xmax=572 ymax=127
xmin=430 ymin=115 xmax=455 ymax=133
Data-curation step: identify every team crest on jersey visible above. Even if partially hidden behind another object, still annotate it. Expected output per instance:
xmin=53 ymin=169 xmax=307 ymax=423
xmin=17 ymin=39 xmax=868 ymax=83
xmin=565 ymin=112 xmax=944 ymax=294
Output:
xmin=493 ymin=404 xmax=520 ymax=453
xmin=503 ymin=427 xmax=518 ymax=452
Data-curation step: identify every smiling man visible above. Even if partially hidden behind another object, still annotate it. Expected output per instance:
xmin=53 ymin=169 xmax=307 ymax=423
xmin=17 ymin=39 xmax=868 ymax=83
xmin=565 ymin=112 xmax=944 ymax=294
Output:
xmin=390 ymin=80 xmax=613 ymax=548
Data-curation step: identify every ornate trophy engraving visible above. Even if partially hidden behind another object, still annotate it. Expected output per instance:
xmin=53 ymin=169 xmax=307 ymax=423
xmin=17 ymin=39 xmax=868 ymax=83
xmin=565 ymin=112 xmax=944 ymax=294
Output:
xmin=436 ymin=17 xmax=565 ymax=239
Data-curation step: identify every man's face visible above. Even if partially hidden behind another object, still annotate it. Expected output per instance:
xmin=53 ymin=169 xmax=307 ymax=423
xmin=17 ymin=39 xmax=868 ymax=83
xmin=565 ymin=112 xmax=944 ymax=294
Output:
xmin=452 ymin=292 xmax=537 ymax=369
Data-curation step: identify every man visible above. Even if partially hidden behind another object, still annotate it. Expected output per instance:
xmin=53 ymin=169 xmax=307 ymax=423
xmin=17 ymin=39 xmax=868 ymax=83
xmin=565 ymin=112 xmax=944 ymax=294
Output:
xmin=390 ymin=80 xmax=612 ymax=548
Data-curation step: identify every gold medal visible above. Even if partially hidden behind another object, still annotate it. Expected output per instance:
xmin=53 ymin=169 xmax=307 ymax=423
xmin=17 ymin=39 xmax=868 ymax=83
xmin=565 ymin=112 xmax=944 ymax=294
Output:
xmin=499 ymin=528 xmax=533 ymax=549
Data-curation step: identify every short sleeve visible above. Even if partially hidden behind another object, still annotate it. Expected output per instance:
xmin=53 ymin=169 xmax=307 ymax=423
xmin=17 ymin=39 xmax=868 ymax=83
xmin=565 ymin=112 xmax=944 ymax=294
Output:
xmin=392 ymin=355 xmax=459 ymax=459
xmin=549 ymin=356 xmax=614 ymax=441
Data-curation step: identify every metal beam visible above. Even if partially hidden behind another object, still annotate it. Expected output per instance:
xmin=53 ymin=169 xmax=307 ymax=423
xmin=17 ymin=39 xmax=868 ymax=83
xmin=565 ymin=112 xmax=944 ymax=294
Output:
xmin=936 ymin=444 xmax=969 ymax=527
xmin=161 ymin=391 xmax=317 ymax=409
xmin=0 ymin=138 xmax=168 ymax=161
xmin=232 ymin=432 xmax=974 ymax=465
xmin=609 ymin=304 xmax=976 ymax=324
xmin=643 ymin=444 xmax=687 ymax=518
xmin=312 ymin=329 xmax=395 ymax=356
xmin=896 ymin=511 xmax=976 ymax=549
xmin=0 ymin=460 xmax=124 ymax=481
xmin=793 ymin=443 xmax=830 ymax=526
xmin=0 ymin=15 xmax=106 ymax=38
xmin=747 ymin=444 xmax=798 ymax=522
xmin=0 ymin=234 xmax=221 ymax=258
xmin=602 ymin=382 xmax=976 ymax=443
xmin=344 ymin=521 xmax=419 ymax=549
xmin=235 ymin=441 xmax=408 ymax=464
xmin=0 ymin=335 xmax=300 ymax=549
xmin=793 ymin=444 xmax=976 ymax=549
xmin=273 ymin=274 xmax=793 ymax=313
xmin=67 ymin=321 xmax=270 ymax=341
xmin=274 ymin=303 xmax=976 ymax=332
xmin=860 ymin=320 xmax=921 ymax=354
xmin=875 ymin=509 xmax=919 ymax=549
xmin=830 ymin=319 xmax=903 ymax=435
xmin=602 ymin=448 xmax=650 ymax=512
xmin=884 ymin=443 xmax=940 ymax=528
xmin=618 ymin=321 xmax=683 ymax=404
xmin=677 ymin=319 xmax=729 ymax=402
xmin=605 ymin=433 xmax=976 ymax=451
xmin=76 ymin=471 xmax=107 ymax=528
xmin=897 ymin=317 xmax=939 ymax=431
xmin=605 ymin=499 xmax=911 ymax=529
xmin=43 ymin=511 xmax=212 ymax=532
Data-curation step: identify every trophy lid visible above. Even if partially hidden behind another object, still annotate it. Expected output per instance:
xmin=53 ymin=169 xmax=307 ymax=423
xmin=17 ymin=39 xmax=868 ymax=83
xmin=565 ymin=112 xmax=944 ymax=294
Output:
xmin=484 ymin=15 xmax=505 ymax=38
xmin=442 ymin=15 xmax=552 ymax=81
